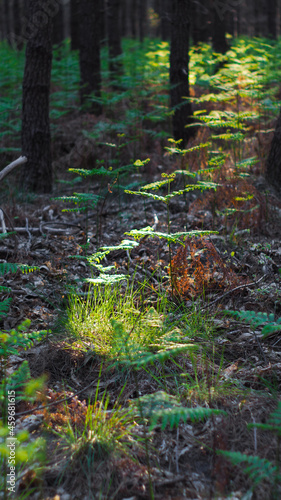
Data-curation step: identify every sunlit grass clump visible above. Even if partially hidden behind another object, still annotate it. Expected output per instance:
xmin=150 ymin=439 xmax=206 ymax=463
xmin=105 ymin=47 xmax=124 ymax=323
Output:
xmin=65 ymin=284 xmax=185 ymax=360
xmin=57 ymin=394 xmax=138 ymax=465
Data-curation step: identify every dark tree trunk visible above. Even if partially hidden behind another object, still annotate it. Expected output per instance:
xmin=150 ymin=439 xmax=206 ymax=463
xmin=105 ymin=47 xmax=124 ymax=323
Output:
xmin=268 ymin=0 xmax=277 ymax=38
xmin=138 ymin=0 xmax=146 ymax=42
xmin=191 ymin=0 xmax=209 ymax=44
xmin=70 ymin=0 xmax=80 ymax=50
xmin=266 ymin=110 xmax=281 ymax=194
xmin=52 ymin=0 xmax=64 ymax=45
xmin=170 ymin=0 xmax=193 ymax=145
xmin=121 ymin=0 xmax=128 ymax=37
xmin=130 ymin=0 xmax=137 ymax=38
xmin=100 ymin=0 xmax=106 ymax=44
xmin=154 ymin=0 xmax=161 ymax=37
xmin=21 ymin=0 xmax=53 ymax=193
xmin=4 ymin=0 xmax=12 ymax=42
xmin=0 ymin=0 xmax=6 ymax=40
xmin=211 ymin=1 xmax=229 ymax=54
xmin=79 ymin=0 xmax=102 ymax=114
xmin=254 ymin=1 xmax=261 ymax=36
xmin=160 ymin=0 xmax=170 ymax=40
xmin=107 ymin=0 xmax=123 ymax=80
xmin=13 ymin=0 xmax=24 ymax=49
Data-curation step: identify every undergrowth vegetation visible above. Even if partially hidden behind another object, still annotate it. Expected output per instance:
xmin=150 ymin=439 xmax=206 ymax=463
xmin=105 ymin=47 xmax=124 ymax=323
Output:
xmin=1 ymin=35 xmax=281 ymax=499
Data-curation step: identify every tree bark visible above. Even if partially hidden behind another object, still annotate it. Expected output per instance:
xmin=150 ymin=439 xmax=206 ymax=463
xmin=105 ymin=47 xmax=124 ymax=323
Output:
xmin=130 ymin=0 xmax=137 ymax=38
xmin=160 ymin=0 xmax=171 ymax=40
xmin=107 ymin=0 xmax=123 ymax=81
xmin=52 ymin=0 xmax=64 ymax=46
xmin=79 ymin=0 xmax=102 ymax=114
xmin=170 ymin=0 xmax=193 ymax=145
xmin=211 ymin=1 xmax=229 ymax=54
xmin=70 ymin=0 xmax=80 ymax=50
xmin=267 ymin=0 xmax=277 ymax=39
xmin=21 ymin=0 xmax=53 ymax=193
xmin=266 ymin=110 xmax=281 ymax=194
xmin=191 ymin=0 xmax=209 ymax=44
xmin=13 ymin=0 xmax=24 ymax=49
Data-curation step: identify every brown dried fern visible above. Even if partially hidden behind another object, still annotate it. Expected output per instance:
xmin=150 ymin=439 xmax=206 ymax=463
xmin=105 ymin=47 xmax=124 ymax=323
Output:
xmin=170 ymin=237 xmax=242 ymax=299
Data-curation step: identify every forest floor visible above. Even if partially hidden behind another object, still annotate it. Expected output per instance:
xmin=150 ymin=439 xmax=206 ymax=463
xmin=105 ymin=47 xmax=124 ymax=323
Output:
xmin=1 ymin=39 xmax=281 ymax=500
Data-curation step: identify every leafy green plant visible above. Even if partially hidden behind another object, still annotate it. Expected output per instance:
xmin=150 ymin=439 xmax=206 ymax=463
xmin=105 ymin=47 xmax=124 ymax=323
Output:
xmin=53 ymin=383 xmax=138 ymax=479
xmin=219 ymin=402 xmax=281 ymax=498
xmin=0 ymin=262 xmax=39 ymax=321
xmin=0 ymin=320 xmax=47 ymax=500
xmin=226 ymin=309 xmax=281 ymax=338
xmin=130 ymin=390 xmax=226 ymax=431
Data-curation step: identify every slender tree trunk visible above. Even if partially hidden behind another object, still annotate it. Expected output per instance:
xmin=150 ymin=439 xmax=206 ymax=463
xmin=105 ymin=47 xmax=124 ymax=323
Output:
xmin=4 ymin=0 xmax=12 ymax=42
xmin=21 ymin=0 xmax=53 ymax=193
xmin=191 ymin=0 xmax=209 ymax=44
xmin=13 ymin=0 xmax=24 ymax=49
xmin=70 ymin=0 xmax=80 ymax=50
xmin=138 ymin=0 xmax=146 ymax=42
xmin=268 ymin=0 xmax=277 ymax=38
xmin=211 ymin=1 xmax=229 ymax=54
xmin=107 ymin=0 xmax=123 ymax=80
xmin=100 ymin=0 xmax=106 ymax=44
xmin=170 ymin=0 xmax=193 ymax=145
xmin=121 ymin=0 xmax=127 ymax=37
xmin=52 ymin=0 xmax=64 ymax=46
xmin=160 ymin=0 xmax=170 ymax=40
xmin=266 ymin=109 xmax=281 ymax=194
xmin=79 ymin=0 xmax=102 ymax=114
xmin=130 ymin=0 xmax=137 ymax=38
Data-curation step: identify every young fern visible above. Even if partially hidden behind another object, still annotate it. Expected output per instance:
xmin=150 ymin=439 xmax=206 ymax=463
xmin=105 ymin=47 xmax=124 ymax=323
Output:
xmin=226 ymin=309 xmax=281 ymax=338
xmin=130 ymin=391 xmax=227 ymax=431
xmin=219 ymin=402 xmax=281 ymax=496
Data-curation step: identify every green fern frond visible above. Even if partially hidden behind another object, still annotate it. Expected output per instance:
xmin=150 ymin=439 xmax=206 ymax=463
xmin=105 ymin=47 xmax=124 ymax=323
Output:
xmin=248 ymin=402 xmax=281 ymax=437
xmin=0 ymin=232 xmax=16 ymax=240
xmin=101 ymin=240 xmax=139 ymax=252
xmin=69 ymin=167 xmax=112 ymax=177
xmin=125 ymin=227 xmax=218 ymax=243
xmin=86 ymin=274 xmax=128 ymax=285
xmin=130 ymin=391 xmax=180 ymax=414
xmin=219 ymin=451 xmax=279 ymax=488
xmin=226 ymin=310 xmax=281 ymax=337
xmin=211 ymin=132 xmax=245 ymax=142
xmin=0 ymin=263 xmax=39 ymax=275
xmin=139 ymin=179 xmax=172 ymax=191
xmin=129 ymin=344 xmax=197 ymax=368
xmin=0 ymin=298 xmax=12 ymax=319
xmin=149 ymin=406 xmax=226 ymax=430
xmin=235 ymin=157 xmax=258 ymax=169
xmin=19 ymin=264 xmax=39 ymax=274
xmin=0 ymin=263 xmax=19 ymax=275
xmin=165 ymin=141 xmax=211 ymax=155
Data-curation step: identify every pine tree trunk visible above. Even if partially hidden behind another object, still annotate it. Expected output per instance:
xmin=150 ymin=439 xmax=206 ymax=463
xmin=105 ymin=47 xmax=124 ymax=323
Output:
xmin=268 ymin=0 xmax=277 ymax=38
xmin=53 ymin=0 xmax=64 ymax=46
xmin=130 ymin=0 xmax=137 ymax=38
xmin=21 ymin=0 xmax=53 ymax=193
xmin=191 ymin=0 xmax=209 ymax=44
xmin=70 ymin=0 xmax=80 ymax=50
xmin=211 ymin=1 xmax=229 ymax=54
xmin=170 ymin=0 xmax=193 ymax=145
xmin=266 ymin=110 xmax=281 ymax=194
xmin=160 ymin=0 xmax=170 ymax=41
xmin=107 ymin=0 xmax=123 ymax=80
xmin=13 ymin=0 xmax=24 ymax=50
xmin=79 ymin=0 xmax=102 ymax=114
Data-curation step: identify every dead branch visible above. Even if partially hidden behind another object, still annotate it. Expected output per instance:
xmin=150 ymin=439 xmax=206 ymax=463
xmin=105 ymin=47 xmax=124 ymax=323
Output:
xmin=0 ymin=156 xmax=27 ymax=182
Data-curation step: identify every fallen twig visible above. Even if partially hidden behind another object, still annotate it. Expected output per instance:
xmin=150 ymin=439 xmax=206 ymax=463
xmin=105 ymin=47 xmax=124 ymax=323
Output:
xmin=202 ymin=275 xmax=266 ymax=310
xmin=0 ymin=156 xmax=27 ymax=182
